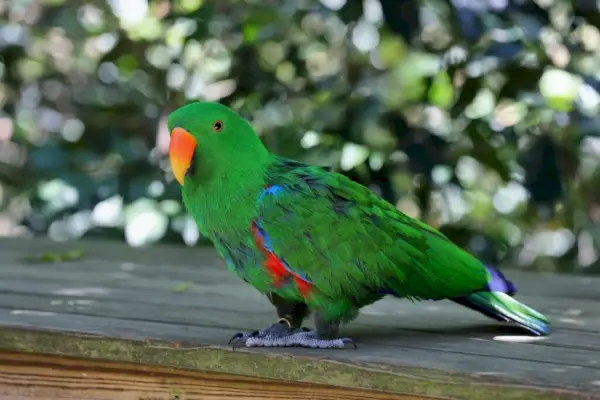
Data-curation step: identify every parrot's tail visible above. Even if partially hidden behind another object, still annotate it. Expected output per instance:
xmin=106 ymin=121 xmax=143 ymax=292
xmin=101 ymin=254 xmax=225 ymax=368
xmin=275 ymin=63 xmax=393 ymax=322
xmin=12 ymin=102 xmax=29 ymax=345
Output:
xmin=451 ymin=266 xmax=550 ymax=336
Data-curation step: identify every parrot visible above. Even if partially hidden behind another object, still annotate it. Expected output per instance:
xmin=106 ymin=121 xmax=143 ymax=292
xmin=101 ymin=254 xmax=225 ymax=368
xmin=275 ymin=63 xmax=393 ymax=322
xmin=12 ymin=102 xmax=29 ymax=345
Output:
xmin=167 ymin=101 xmax=550 ymax=349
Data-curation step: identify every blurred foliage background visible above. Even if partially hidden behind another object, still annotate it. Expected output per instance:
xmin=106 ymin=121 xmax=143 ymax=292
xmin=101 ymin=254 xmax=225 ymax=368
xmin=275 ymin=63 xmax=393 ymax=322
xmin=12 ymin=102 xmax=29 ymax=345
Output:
xmin=1 ymin=0 xmax=600 ymax=273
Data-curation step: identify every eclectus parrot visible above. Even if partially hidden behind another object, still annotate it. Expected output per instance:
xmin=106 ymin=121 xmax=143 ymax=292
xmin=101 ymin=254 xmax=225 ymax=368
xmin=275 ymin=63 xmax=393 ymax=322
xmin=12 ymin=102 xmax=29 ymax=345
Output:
xmin=167 ymin=101 xmax=550 ymax=349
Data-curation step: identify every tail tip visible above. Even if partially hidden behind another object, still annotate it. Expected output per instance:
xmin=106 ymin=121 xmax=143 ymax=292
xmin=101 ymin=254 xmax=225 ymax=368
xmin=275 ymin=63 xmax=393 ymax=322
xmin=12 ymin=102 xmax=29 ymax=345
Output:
xmin=524 ymin=319 xmax=551 ymax=336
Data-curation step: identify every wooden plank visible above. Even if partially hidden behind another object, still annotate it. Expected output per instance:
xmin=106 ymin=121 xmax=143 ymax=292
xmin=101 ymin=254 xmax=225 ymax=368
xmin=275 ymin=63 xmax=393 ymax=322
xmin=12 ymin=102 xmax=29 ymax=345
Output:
xmin=0 ymin=327 xmax=588 ymax=400
xmin=0 ymin=351 xmax=432 ymax=400
xmin=0 ymin=237 xmax=598 ymax=399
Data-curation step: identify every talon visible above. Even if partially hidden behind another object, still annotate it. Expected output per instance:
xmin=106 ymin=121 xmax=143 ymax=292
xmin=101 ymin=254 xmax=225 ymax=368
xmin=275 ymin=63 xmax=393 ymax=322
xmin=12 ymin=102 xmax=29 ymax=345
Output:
xmin=342 ymin=338 xmax=358 ymax=349
xmin=228 ymin=329 xmax=260 ymax=347
xmin=228 ymin=333 xmax=243 ymax=345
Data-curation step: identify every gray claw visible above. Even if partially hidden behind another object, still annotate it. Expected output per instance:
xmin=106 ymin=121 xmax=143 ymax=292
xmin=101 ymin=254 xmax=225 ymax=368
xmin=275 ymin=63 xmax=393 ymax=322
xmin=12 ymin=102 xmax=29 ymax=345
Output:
xmin=229 ymin=322 xmax=291 ymax=350
xmin=228 ymin=332 xmax=243 ymax=345
xmin=228 ymin=330 xmax=258 ymax=345
xmin=341 ymin=338 xmax=358 ymax=349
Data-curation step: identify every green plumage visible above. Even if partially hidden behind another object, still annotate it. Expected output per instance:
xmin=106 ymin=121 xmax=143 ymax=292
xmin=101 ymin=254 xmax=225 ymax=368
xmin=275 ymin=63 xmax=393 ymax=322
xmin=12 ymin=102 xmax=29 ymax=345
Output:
xmin=253 ymin=161 xmax=490 ymax=322
xmin=168 ymin=101 xmax=549 ymax=343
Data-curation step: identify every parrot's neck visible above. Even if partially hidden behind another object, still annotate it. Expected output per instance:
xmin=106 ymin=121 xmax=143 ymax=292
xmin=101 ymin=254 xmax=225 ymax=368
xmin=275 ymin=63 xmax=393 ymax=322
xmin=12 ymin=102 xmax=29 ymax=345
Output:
xmin=182 ymin=151 xmax=274 ymax=238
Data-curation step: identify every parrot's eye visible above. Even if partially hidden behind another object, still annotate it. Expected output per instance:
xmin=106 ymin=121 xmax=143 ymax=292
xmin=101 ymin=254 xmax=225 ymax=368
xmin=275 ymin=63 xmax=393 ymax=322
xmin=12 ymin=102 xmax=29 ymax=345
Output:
xmin=212 ymin=120 xmax=224 ymax=132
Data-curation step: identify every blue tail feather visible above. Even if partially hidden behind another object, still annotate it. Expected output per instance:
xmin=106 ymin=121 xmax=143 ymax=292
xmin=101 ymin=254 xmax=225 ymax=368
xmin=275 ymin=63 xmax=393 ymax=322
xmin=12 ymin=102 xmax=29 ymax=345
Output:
xmin=484 ymin=264 xmax=517 ymax=295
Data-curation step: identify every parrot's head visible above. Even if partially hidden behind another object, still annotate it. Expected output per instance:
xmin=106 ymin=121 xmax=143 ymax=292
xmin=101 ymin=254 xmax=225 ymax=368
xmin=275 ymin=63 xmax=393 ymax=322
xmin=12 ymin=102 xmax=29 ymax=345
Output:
xmin=167 ymin=101 xmax=268 ymax=187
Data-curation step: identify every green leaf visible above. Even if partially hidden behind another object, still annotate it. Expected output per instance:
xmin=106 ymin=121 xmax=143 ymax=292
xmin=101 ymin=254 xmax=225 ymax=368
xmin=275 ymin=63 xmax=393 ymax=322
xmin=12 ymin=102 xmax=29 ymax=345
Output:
xmin=172 ymin=283 xmax=191 ymax=293
xmin=428 ymin=72 xmax=454 ymax=109
xmin=25 ymin=249 xmax=86 ymax=264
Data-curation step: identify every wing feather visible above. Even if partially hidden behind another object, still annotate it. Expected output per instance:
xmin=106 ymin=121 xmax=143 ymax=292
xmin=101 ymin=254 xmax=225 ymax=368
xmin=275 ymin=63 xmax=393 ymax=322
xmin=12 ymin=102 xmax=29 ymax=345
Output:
xmin=254 ymin=159 xmax=490 ymax=312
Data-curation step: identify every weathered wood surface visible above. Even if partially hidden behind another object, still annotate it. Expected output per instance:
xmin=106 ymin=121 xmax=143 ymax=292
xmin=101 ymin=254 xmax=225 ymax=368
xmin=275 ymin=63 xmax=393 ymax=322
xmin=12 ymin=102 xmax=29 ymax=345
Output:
xmin=0 ymin=237 xmax=599 ymax=400
xmin=0 ymin=351 xmax=428 ymax=400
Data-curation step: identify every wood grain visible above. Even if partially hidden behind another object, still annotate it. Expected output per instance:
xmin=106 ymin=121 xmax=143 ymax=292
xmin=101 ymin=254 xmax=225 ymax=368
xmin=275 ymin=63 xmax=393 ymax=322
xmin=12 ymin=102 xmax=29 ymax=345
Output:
xmin=0 ymin=237 xmax=598 ymax=399
xmin=0 ymin=351 xmax=435 ymax=400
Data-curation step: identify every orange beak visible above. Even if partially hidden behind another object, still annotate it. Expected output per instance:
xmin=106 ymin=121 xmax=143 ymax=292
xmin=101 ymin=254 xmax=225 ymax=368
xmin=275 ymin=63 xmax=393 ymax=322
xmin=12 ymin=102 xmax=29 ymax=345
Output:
xmin=169 ymin=127 xmax=196 ymax=185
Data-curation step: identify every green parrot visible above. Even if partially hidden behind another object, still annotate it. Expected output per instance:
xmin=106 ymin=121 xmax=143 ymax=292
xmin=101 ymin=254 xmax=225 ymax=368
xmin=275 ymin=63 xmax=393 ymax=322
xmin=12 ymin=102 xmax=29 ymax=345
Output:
xmin=167 ymin=101 xmax=549 ymax=349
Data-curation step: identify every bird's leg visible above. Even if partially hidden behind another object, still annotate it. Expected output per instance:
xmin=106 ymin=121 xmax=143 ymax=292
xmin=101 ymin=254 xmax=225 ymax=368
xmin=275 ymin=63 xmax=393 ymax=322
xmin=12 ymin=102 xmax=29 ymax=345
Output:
xmin=229 ymin=293 xmax=309 ymax=348
xmin=228 ymin=294 xmax=356 ymax=349
xmin=302 ymin=300 xmax=364 ymax=348
xmin=271 ymin=291 xmax=309 ymax=329
xmin=313 ymin=312 xmax=341 ymax=339
xmin=309 ymin=311 xmax=357 ymax=348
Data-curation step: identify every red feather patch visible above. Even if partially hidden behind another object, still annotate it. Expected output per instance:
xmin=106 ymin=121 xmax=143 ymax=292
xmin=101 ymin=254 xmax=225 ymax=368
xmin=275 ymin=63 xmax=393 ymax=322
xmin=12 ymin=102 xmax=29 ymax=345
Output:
xmin=295 ymin=276 xmax=312 ymax=298
xmin=264 ymin=253 xmax=289 ymax=287
xmin=251 ymin=221 xmax=288 ymax=287
xmin=251 ymin=220 xmax=313 ymax=298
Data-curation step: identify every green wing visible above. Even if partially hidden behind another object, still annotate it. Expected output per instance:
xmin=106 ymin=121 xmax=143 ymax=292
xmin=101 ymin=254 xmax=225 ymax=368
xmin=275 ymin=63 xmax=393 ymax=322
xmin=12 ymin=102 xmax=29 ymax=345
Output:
xmin=255 ymin=159 xmax=490 ymax=319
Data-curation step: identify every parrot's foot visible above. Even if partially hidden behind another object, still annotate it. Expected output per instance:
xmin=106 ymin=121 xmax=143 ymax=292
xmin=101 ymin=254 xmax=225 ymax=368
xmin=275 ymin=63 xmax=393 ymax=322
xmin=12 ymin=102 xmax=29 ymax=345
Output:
xmin=228 ymin=318 xmax=357 ymax=349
